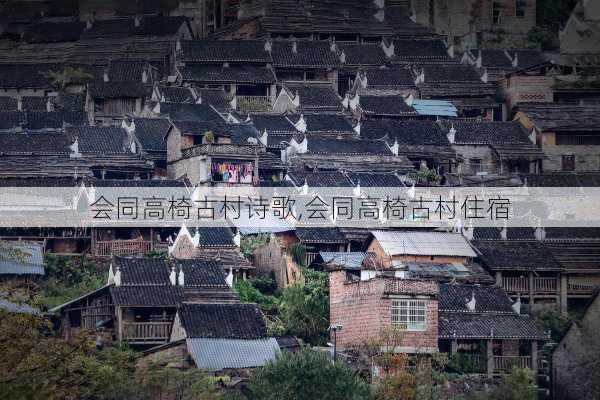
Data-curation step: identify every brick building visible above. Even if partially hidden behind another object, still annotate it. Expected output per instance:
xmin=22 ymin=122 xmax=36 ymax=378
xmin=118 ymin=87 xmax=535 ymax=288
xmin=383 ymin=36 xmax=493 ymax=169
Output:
xmin=329 ymin=268 xmax=439 ymax=352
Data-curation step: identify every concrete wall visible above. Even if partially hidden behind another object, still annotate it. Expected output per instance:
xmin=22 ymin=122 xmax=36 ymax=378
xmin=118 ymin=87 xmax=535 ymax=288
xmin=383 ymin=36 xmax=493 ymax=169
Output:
xmin=541 ymin=140 xmax=600 ymax=172
xmin=453 ymin=144 xmax=497 ymax=175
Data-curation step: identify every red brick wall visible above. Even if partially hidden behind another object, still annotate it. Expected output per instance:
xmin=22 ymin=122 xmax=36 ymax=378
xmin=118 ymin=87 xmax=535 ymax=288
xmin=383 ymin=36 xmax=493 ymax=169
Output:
xmin=329 ymin=271 xmax=439 ymax=351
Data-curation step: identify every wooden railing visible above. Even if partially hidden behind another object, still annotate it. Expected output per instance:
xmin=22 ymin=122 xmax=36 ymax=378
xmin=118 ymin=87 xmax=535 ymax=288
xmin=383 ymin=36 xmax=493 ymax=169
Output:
xmin=449 ymin=353 xmax=487 ymax=374
xmin=305 ymin=252 xmax=319 ymax=266
xmin=236 ymin=95 xmax=272 ymax=112
xmin=534 ymin=277 xmax=558 ymax=293
xmin=502 ymin=277 xmax=529 ymax=293
xmin=502 ymin=277 xmax=559 ymax=294
xmin=122 ymin=321 xmax=171 ymax=342
xmin=493 ymin=356 xmax=531 ymax=372
xmin=568 ymin=282 xmax=597 ymax=295
xmin=94 ymin=240 xmax=169 ymax=257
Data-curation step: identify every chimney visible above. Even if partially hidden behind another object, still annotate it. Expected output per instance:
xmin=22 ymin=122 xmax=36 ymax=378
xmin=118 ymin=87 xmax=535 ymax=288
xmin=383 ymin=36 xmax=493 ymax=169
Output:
xmin=178 ymin=267 xmax=185 ymax=286
xmin=481 ymin=68 xmax=488 ymax=83
xmin=169 ymin=266 xmax=177 ymax=285
xmin=17 ymin=97 xmax=22 ymax=111
xmin=264 ymin=37 xmax=272 ymax=52
xmin=176 ymin=39 xmax=182 ymax=53
xmin=512 ymin=52 xmax=519 ymax=68
xmin=142 ymin=69 xmax=148 ymax=83
xmin=500 ymin=226 xmax=507 ymax=240
xmin=339 ymin=50 xmax=346 ymax=64
xmin=46 ymin=98 xmax=53 ymax=112
xmin=69 ymin=138 xmax=82 ymax=158
xmin=512 ymin=296 xmax=521 ymax=314
xmin=353 ymin=180 xmax=361 ymax=197
xmin=342 ymin=93 xmax=350 ymax=109
xmin=107 ymin=263 xmax=115 ymax=284
xmin=233 ymin=230 xmax=241 ymax=247
xmin=535 ymin=225 xmax=546 ymax=241
xmin=291 ymin=38 xmax=297 ymax=54
xmin=103 ymin=69 xmax=109 ymax=82
xmin=302 ymin=179 xmax=309 ymax=195
xmin=447 ymin=42 xmax=455 ymax=58
xmin=476 ymin=50 xmax=482 ymax=68
xmin=447 ymin=123 xmax=456 ymax=144
xmin=330 ymin=37 xmax=337 ymax=53
xmin=134 ymin=16 xmax=141 ymax=27
xmin=404 ymin=93 xmax=414 ymax=107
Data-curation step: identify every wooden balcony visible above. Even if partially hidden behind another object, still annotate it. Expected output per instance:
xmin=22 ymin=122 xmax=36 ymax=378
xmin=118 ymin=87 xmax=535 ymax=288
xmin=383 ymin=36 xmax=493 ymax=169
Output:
xmin=493 ymin=356 xmax=532 ymax=373
xmin=568 ymin=282 xmax=597 ymax=295
xmin=81 ymin=304 xmax=114 ymax=329
xmin=502 ymin=277 xmax=559 ymax=295
xmin=122 ymin=321 xmax=171 ymax=343
xmin=236 ymin=95 xmax=272 ymax=112
xmin=305 ymin=252 xmax=319 ymax=266
xmin=93 ymin=240 xmax=169 ymax=257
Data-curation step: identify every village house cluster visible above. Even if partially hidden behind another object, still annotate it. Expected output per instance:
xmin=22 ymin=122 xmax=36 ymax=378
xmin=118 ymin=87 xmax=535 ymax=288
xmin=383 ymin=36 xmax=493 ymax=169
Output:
xmin=1 ymin=0 xmax=600 ymax=397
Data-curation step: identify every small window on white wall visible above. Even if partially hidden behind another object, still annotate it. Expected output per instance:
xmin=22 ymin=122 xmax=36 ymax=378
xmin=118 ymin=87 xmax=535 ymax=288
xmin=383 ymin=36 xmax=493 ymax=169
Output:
xmin=391 ymin=299 xmax=427 ymax=331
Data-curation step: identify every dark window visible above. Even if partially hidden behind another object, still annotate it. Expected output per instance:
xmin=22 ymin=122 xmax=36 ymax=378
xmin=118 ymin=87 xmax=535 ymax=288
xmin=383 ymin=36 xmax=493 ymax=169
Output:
xmin=562 ymin=155 xmax=575 ymax=171
xmin=515 ymin=0 xmax=526 ymax=17
xmin=493 ymin=1 xmax=501 ymax=24
xmin=470 ymin=158 xmax=483 ymax=174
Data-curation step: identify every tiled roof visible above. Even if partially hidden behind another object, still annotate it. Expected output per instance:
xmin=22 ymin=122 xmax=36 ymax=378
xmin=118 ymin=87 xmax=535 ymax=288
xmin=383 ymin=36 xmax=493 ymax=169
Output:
xmin=291 ymin=113 xmax=354 ymax=134
xmin=467 ymin=49 xmax=513 ymax=70
xmin=306 ymin=138 xmax=392 ymax=155
xmin=250 ymin=114 xmax=297 ymax=135
xmin=181 ymin=65 xmax=276 ymax=84
xmin=196 ymin=89 xmax=231 ymax=111
xmin=405 ymin=263 xmax=493 ymax=284
xmin=0 ymin=64 xmax=56 ymax=89
xmin=53 ymin=94 xmax=86 ymax=112
xmin=545 ymin=227 xmax=600 ymax=239
xmin=159 ymin=103 xmax=226 ymax=122
xmin=22 ymin=21 xmax=85 ymax=43
xmin=296 ymin=227 xmax=346 ymax=243
xmin=93 ymin=179 xmax=186 ymax=188
xmin=473 ymin=240 xmax=563 ymax=272
xmin=175 ymin=259 xmax=229 ymax=287
xmin=360 ymin=119 xmax=450 ymax=146
xmin=171 ymin=119 xmax=230 ymax=137
xmin=393 ymin=39 xmax=450 ymax=61
xmin=473 ymin=227 xmax=536 ymax=240
xmin=420 ymin=63 xmax=483 ymax=83
xmin=287 ymin=170 xmax=353 ymax=187
xmin=515 ymin=104 xmax=600 ymax=131
xmin=88 ymin=81 xmax=152 ymax=99
xmin=179 ymin=302 xmax=267 ymax=339
xmin=110 ymin=285 xmax=184 ymax=307
xmin=272 ymin=40 xmax=339 ymax=68
xmin=0 ymin=132 xmax=70 ymax=154
xmin=339 ymin=43 xmax=389 ymax=66
xmin=0 ymin=112 xmax=26 ymax=130
xmin=0 ymin=242 xmax=44 ymax=275
xmin=448 ymin=121 xmax=532 ymax=145
xmin=180 ymin=40 xmax=272 ymax=63
xmin=358 ymin=95 xmax=417 ymax=116
xmin=108 ymin=60 xmax=147 ymax=81
xmin=133 ymin=118 xmax=171 ymax=152
xmin=512 ymin=49 xmax=549 ymax=70
xmin=283 ymin=83 xmax=341 ymax=111
xmin=194 ymin=227 xmax=235 ymax=247
xmin=371 ymin=231 xmax=477 ymax=257
xmin=21 ymin=97 xmax=48 ymax=111
xmin=439 ymin=284 xmax=514 ymax=313
xmin=0 ymin=97 xmax=18 ymax=111
xmin=81 ymin=16 xmax=188 ymax=39
xmin=358 ymin=67 xmax=416 ymax=88
xmin=525 ymin=173 xmax=600 ymax=187
xmin=186 ymin=338 xmax=279 ymax=370
xmin=318 ymin=251 xmax=371 ymax=270
xmin=66 ymin=126 xmax=129 ymax=154
xmin=157 ymin=86 xmax=196 ymax=103
xmin=345 ymin=172 xmax=404 ymax=187
xmin=438 ymin=312 xmax=548 ymax=339
xmin=26 ymin=111 xmax=87 ymax=130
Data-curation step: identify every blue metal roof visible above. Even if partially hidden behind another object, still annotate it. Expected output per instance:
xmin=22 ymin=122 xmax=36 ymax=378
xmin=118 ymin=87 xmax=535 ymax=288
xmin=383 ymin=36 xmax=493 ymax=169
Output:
xmin=412 ymin=99 xmax=458 ymax=117
xmin=0 ymin=243 xmax=44 ymax=275
xmin=318 ymin=252 xmax=369 ymax=270
xmin=186 ymin=338 xmax=280 ymax=370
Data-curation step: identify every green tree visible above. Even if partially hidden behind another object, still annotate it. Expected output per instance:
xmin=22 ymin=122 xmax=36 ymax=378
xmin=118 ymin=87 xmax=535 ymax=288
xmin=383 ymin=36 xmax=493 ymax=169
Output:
xmin=248 ymin=349 xmax=369 ymax=400
xmin=528 ymin=0 xmax=577 ymax=50
xmin=42 ymin=66 xmax=93 ymax=91
xmin=278 ymin=268 xmax=329 ymax=345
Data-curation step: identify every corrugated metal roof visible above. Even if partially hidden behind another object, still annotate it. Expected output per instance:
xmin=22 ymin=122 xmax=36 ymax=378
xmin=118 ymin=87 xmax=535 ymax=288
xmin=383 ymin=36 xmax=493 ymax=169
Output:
xmin=186 ymin=338 xmax=280 ymax=370
xmin=0 ymin=242 xmax=44 ymax=275
xmin=319 ymin=252 xmax=368 ymax=270
xmin=412 ymin=99 xmax=457 ymax=117
xmin=371 ymin=231 xmax=477 ymax=258
xmin=0 ymin=297 xmax=39 ymax=314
